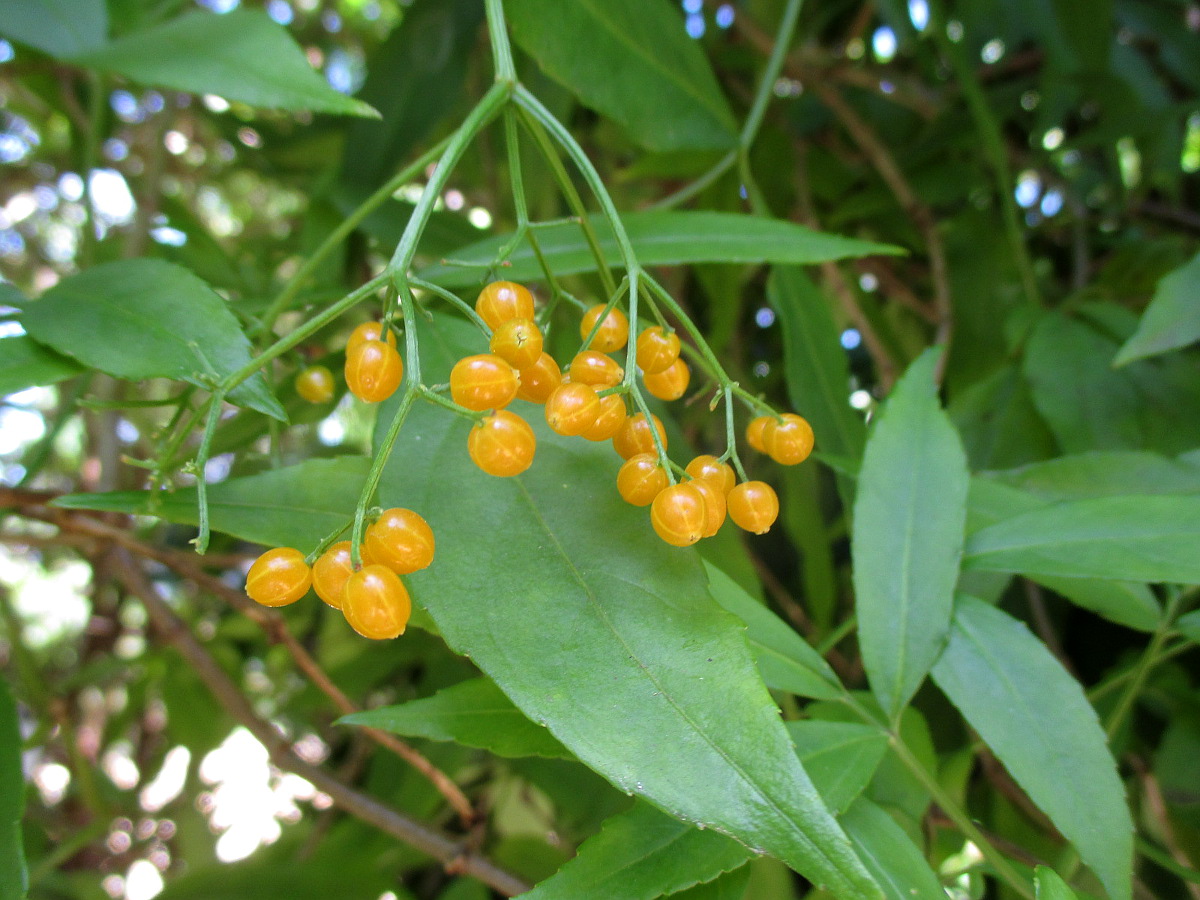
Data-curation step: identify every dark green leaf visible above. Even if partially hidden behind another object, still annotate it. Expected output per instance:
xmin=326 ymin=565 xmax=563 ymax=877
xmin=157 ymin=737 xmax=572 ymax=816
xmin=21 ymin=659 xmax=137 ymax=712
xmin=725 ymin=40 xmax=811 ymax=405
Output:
xmin=841 ymin=798 xmax=945 ymax=900
xmin=420 ymin=212 xmax=902 ymax=287
xmin=666 ymin=866 xmax=751 ymax=900
xmin=931 ymin=595 xmax=1132 ymax=900
xmin=769 ymin=267 xmax=866 ymax=463
xmin=340 ymin=678 xmax=571 ymax=759
xmin=376 ymin=317 xmax=880 ymax=899
xmin=70 ymin=10 xmax=378 ymax=118
xmin=1035 ymin=866 xmax=1081 ymax=900
xmin=518 ymin=801 xmax=751 ymax=900
xmin=21 ymin=259 xmax=284 ymax=419
xmin=0 ymin=0 xmax=106 ymax=57
xmin=1175 ymin=609 xmax=1200 ymax=644
xmin=949 ymin=363 xmax=1058 ymax=470
xmin=507 ymin=0 xmax=737 ymax=151
xmin=1114 ymin=252 xmax=1200 ymax=365
xmin=963 ymin=495 xmax=1200 ymax=584
xmin=852 ymin=349 xmax=969 ymax=719
xmin=54 ymin=457 xmax=370 ymax=551
xmin=0 ymin=334 xmax=84 ymax=395
xmin=342 ymin=0 xmax=484 ymax=190
xmin=0 ymin=679 xmax=27 ymax=900
xmin=704 ymin=562 xmax=843 ymax=701
xmin=783 ymin=722 xmax=888 ymax=815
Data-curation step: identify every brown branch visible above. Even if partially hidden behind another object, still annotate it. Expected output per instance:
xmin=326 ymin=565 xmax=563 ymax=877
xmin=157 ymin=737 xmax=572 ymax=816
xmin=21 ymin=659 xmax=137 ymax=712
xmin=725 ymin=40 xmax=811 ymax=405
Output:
xmin=111 ymin=549 xmax=529 ymax=897
xmin=1130 ymin=756 xmax=1200 ymax=900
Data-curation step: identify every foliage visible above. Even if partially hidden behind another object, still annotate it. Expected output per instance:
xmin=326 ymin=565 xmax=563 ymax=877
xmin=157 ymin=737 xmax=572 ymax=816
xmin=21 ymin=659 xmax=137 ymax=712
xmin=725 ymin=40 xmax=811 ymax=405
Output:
xmin=1 ymin=1 xmax=1199 ymax=899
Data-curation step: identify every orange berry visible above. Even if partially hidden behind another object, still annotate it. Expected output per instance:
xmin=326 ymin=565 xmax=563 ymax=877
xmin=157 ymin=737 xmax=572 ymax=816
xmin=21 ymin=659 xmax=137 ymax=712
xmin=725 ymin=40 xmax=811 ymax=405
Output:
xmin=489 ymin=317 xmax=543 ymax=370
xmin=685 ymin=455 xmax=736 ymax=495
xmin=246 ymin=547 xmax=311 ymax=607
xmin=650 ymin=483 xmax=708 ymax=547
xmin=516 ymin=352 xmax=562 ymax=404
xmin=689 ymin=478 xmax=727 ymax=537
xmin=636 ymin=326 xmax=681 ymax=375
xmin=765 ymin=413 xmax=814 ymax=465
xmin=364 ymin=508 xmax=435 ymax=575
xmin=475 ymin=281 xmax=535 ymax=331
xmin=580 ymin=304 xmax=629 ymax=352
xmin=295 ymin=365 xmax=335 ymax=404
xmin=450 ymin=353 xmax=519 ymax=411
xmin=569 ymin=350 xmax=624 ymax=388
xmin=746 ymin=416 xmax=771 ymax=453
xmin=612 ymin=412 xmax=667 ymax=460
xmin=581 ymin=393 xmax=628 ymax=442
xmin=545 ymin=382 xmax=602 ymax=437
xmin=342 ymin=565 xmax=411 ymax=640
xmin=346 ymin=340 xmax=403 ymax=403
xmin=727 ymin=481 xmax=780 ymax=534
xmin=643 ymin=358 xmax=690 ymax=401
xmin=312 ymin=541 xmax=358 ymax=609
xmin=468 ymin=409 xmax=536 ymax=476
xmin=617 ymin=453 xmax=668 ymax=506
xmin=347 ymin=322 xmax=397 ymax=354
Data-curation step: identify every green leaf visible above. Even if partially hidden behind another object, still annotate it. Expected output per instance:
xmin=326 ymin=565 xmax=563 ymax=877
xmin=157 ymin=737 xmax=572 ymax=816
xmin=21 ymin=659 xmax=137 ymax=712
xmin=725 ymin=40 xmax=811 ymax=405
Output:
xmin=666 ymin=866 xmax=751 ymax=900
xmin=376 ymin=318 xmax=881 ymax=899
xmin=852 ymin=349 xmax=969 ymax=719
xmin=769 ymin=267 xmax=866 ymax=463
xmin=0 ymin=335 xmax=84 ymax=395
xmin=70 ymin=10 xmax=378 ymax=118
xmin=420 ymin=212 xmax=901 ymax=288
xmin=931 ymin=595 xmax=1132 ymax=900
xmin=340 ymin=678 xmax=572 ymax=759
xmin=841 ymin=798 xmax=946 ymax=900
xmin=54 ymin=457 xmax=370 ymax=550
xmin=963 ymin=495 xmax=1200 ymax=584
xmin=342 ymin=0 xmax=484 ymax=191
xmin=1175 ymin=609 xmax=1200 ymax=644
xmin=0 ymin=0 xmax=106 ymax=57
xmin=704 ymin=562 xmax=843 ymax=701
xmin=518 ymin=801 xmax=751 ymax=900
xmin=984 ymin=451 xmax=1200 ymax=499
xmin=783 ymin=722 xmax=888 ymax=815
xmin=506 ymin=0 xmax=737 ymax=151
xmin=0 ymin=679 xmax=27 ymax=900
xmin=1035 ymin=866 xmax=1081 ymax=900
xmin=21 ymin=259 xmax=285 ymax=419
xmin=1114 ymin=252 xmax=1200 ymax=365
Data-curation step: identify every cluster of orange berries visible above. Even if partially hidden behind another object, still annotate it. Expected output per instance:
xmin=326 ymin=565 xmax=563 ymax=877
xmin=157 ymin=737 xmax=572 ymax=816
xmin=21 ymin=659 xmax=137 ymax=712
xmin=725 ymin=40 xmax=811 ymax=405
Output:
xmin=292 ymin=321 xmax=405 ymax=407
xmin=244 ymin=507 xmax=433 ymax=640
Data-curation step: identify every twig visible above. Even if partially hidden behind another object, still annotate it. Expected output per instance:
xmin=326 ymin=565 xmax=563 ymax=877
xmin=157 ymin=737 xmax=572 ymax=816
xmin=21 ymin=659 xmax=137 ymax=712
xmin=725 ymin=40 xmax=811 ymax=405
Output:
xmin=1130 ymin=756 xmax=1200 ymax=900
xmin=111 ymin=550 xmax=529 ymax=897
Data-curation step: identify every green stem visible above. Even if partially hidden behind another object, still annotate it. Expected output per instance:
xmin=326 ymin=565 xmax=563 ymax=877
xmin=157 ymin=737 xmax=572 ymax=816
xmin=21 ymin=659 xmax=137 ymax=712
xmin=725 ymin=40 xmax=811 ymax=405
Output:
xmin=349 ymin=388 xmax=418 ymax=567
xmin=1105 ymin=592 xmax=1185 ymax=739
xmin=722 ymin=386 xmax=750 ymax=482
xmin=484 ymin=0 xmax=517 ymax=84
xmin=79 ymin=72 xmax=105 ymax=268
xmin=190 ymin=390 xmax=225 ymax=554
xmin=409 ymin=278 xmax=490 ymax=335
xmin=649 ymin=151 xmax=736 ymax=211
xmin=816 ymin=613 xmax=857 ymax=655
xmin=1087 ymin=638 xmax=1192 ymax=703
xmin=255 ymin=136 xmax=452 ymax=336
xmin=739 ymin=0 xmax=803 ymax=150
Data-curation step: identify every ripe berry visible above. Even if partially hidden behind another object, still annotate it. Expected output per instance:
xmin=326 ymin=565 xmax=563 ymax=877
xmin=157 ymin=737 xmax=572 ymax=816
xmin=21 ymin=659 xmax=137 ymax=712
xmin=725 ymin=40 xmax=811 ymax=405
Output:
xmin=246 ymin=547 xmax=311 ymax=607
xmin=545 ymin=382 xmax=601 ymax=436
xmin=468 ymin=409 xmax=536 ymax=476
xmin=651 ymin=483 xmax=707 ymax=547
xmin=580 ymin=304 xmax=629 ymax=353
xmin=689 ymin=478 xmax=727 ymax=537
xmin=617 ymin=453 xmax=668 ymax=506
xmin=612 ymin=412 xmax=667 ymax=459
xmin=636 ymin=326 xmax=681 ymax=375
xmin=569 ymin=350 xmax=624 ymax=389
xmin=489 ymin=317 xmax=543 ymax=370
xmin=295 ymin=365 xmax=335 ymax=404
xmin=643 ymin=358 xmax=690 ymax=401
xmin=685 ymin=455 xmax=736 ymax=495
xmin=476 ymin=281 xmax=535 ymax=331
xmin=346 ymin=340 xmax=403 ymax=403
xmin=347 ymin=322 xmax=397 ymax=354
xmin=450 ymin=353 xmax=519 ymax=411
xmin=342 ymin=565 xmax=411 ymax=640
xmin=581 ymin=393 xmax=627 ymax=441
xmin=364 ymin=508 xmax=435 ymax=575
xmin=727 ymin=481 xmax=780 ymax=534
xmin=746 ymin=416 xmax=771 ymax=453
xmin=516 ymin=352 xmax=562 ymax=404
xmin=765 ymin=413 xmax=814 ymax=465
xmin=312 ymin=541 xmax=360 ymax=609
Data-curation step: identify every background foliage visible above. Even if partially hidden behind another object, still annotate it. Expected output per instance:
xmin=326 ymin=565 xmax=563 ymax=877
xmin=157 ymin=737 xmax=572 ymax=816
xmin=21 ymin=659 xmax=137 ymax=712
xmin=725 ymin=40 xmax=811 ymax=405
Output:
xmin=1 ymin=0 xmax=1199 ymax=899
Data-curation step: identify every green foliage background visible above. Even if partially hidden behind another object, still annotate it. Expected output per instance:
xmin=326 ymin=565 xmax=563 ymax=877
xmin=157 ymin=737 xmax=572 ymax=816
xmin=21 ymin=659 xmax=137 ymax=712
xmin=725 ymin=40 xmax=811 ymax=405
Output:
xmin=0 ymin=1 xmax=1198 ymax=899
